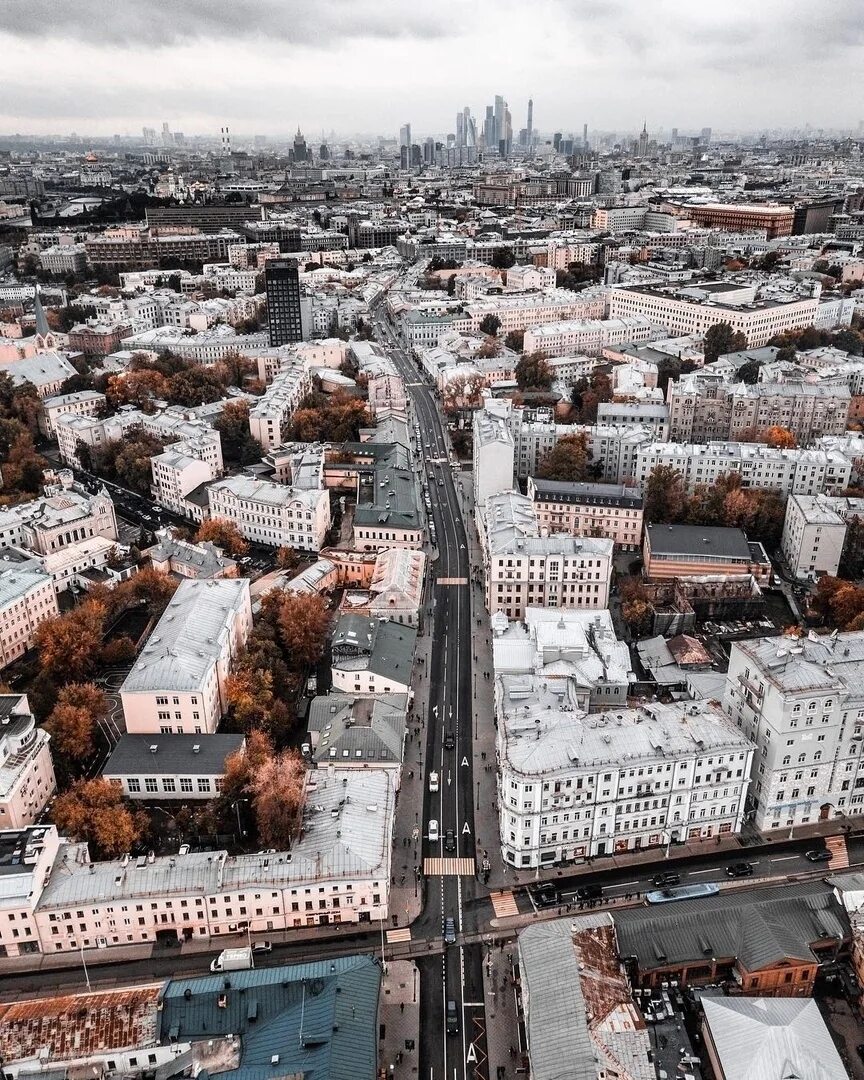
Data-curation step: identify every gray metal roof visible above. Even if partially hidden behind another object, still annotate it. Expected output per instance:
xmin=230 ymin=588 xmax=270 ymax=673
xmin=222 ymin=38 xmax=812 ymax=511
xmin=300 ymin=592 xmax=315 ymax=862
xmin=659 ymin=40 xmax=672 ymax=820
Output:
xmin=614 ymin=881 xmax=849 ymax=974
xmin=160 ymin=956 xmax=381 ymax=1080
xmin=102 ymin=734 xmax=245 ymax=776
xmin=307 ymin=694 xmax=406 ymax=764
xmin=331 ymin=614 xmax=417 ymax=686
xmin=645 ymin=523 xmax=752 ymax=560
xmin=121 ymin=578 xmax=249 ymax=695
xmin=701 ymin=997 xmax=847 ymax=1080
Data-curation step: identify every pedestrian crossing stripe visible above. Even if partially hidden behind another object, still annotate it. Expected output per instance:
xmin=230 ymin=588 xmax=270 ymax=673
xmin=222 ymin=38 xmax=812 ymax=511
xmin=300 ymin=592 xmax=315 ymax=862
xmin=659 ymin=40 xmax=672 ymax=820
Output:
xmin=489 ymin=890 xmax=519 ymax=917
xmin=437 ymin=577 xmax=469 ymax=585
xmin=826 ymin=834 xmax=849 ymax=870
xmin=424 ymin=857 xmax=476 ymax=876
xmin=386 ymin=927 xmax=412 ymax=943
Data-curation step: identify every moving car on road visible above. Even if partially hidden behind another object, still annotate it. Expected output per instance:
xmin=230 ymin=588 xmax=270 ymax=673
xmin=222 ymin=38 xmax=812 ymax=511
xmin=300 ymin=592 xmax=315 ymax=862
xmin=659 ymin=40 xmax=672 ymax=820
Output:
xmin=444 ymin=829 xmax=456 ymax=852
xmin=429 ymin=771 xmax=439 ymax=792
xmin=725 ymin=861 xmax=753 ymax=878
xmin=805 ymin=848 xmax=832 ymax=862
xmin=652 ymin=871 xmax=681 ymax=888
xmin=428 ymin=819 xmax=439 ymax=842
xmin=446 ymin=999 xmax=459 ymax=1034
xmin=529 ymin=882 xmax=560 ymax=908
xmin=444 ymin=917 xmax=456 ymax=945
xmin=444 ymin=731 xmax=455 ymax=750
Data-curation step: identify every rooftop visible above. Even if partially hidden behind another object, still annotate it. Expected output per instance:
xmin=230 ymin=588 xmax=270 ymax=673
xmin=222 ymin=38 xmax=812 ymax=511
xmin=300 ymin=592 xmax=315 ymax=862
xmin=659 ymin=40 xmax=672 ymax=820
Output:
xmin=121 ymin=578 xmax=249 ymax=695
xmin=103 ymin=733 xmax=245 ymax=776
xmin=645 ymin=523 xmax=753 ymax=561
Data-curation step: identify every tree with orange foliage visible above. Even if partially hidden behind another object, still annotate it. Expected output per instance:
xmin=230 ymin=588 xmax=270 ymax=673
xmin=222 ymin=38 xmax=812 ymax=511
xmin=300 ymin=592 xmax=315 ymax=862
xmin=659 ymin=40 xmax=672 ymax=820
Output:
xmin=273 ymin=591 xmax=331 ymax=668
xmin=105 ymin=369 xmax=170 ymax=412
xmin=763 ymin=425 xmax=797 ymax=449
xmin=249 ymin=749 xmax=307 ymax=849
xmin=35 ymin=598 xmax=106 ymax=681
xmin=44 ymin=682 xmax=108 ymax=764
xmin=226 ymin=665 xmax=274 ymax=731
xmin=196 ymin=518 xmax=249 ymax=557
xmin=221 ymin=730 xmax=275 ymax=797
xmin=52 ymin=778 xmax=143 ymax=858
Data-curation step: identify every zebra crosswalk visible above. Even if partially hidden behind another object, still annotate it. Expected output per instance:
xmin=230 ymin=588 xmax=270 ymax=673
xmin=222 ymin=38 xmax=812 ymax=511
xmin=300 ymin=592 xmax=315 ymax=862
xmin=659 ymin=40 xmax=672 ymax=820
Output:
xmin=489 ymin=890 xmax=519 ymax=917
xmin=826 ymin=834 xmax=849 ymax=870
xmin=424 ymin=857 xmax=476 ymax=876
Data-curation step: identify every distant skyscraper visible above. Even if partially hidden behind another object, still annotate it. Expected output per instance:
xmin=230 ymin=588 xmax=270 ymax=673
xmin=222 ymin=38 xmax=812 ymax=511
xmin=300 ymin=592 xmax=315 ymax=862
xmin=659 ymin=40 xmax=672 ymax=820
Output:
xmin=583 ymin=123 xmax=588 ymax=149
xmin=400 ymin=145 xmax=409 ymax=169
xmin=423 ymin=137 xmax=436 ymax=165
xmin=700 ymin=126 xmax=712 ymax=146
xmin=265 ymin=259 xmax=303 ymax=346
xmin=638 ymin=121 xmax=649 ymax=158
xmin=399 ymin=123 xmax=412 ymax=148
xmin=293 ymin=128 xmax=308 ymax=162
xmin=503 ymin=105 xmax=512 ymax=156
xmin=456 ymin=111 xmax=465 ymax=147
xmin=553 ymin=132 xmax=562 ymax=151
xmin=319 ymin=143 xmax=330 ymax=160
xmin=494 ymin=95 xmax=506 ymax=149
xmin=410 ymin=144 xmax=422 ymax=167
xmin=465 ymin=109 xmax=477 ymax=147
xmin=526 ymin=98 xmax=533 ymax=150
xmin=221 ymin=126 xmax=231 ymax=155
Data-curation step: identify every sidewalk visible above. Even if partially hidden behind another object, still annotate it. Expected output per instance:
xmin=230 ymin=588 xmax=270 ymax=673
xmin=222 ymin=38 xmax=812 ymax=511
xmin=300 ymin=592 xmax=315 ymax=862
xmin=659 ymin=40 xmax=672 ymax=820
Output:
xmin=378 ymin=960 xmax=420 ymax=1077
xmin=481 ymin=940 xmax=525 ymax=1080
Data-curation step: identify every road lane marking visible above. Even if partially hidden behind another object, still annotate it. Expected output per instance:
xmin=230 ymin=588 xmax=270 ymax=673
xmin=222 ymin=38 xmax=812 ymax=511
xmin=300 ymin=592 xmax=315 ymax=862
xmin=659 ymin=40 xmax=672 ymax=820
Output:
xmin=687 ymin=868 xmax=712 ymax=875
xmin=771 ymin=855 xmax=799 ymax=862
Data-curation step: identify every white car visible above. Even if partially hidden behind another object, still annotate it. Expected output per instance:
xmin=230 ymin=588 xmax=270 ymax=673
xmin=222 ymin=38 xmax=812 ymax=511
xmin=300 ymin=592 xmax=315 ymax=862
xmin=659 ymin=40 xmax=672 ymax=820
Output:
xmin=428 ymin=819 xmax=440 ymax=842
xmin=429 ymin=771 xmax=439 ymax=792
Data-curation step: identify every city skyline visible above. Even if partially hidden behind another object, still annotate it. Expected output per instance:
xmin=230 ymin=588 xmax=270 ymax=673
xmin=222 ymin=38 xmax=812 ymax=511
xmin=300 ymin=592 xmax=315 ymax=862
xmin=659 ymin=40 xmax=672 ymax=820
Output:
xmin=2 ymin=0 xmax=863 ymax=138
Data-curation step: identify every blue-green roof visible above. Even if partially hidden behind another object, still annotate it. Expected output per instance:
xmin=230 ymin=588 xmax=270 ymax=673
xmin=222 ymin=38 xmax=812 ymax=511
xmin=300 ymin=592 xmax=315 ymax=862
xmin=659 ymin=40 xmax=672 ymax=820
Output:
xmin=160 ymin=956 xmax=381 ymax=1080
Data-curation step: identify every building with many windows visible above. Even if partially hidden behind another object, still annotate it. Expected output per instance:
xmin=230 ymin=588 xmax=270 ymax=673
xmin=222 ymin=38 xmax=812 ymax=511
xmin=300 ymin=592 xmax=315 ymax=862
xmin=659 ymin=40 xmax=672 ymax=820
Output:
xmin=527 ymin=478 xmax=644 ymax=550
xmin=120 ymin=578 xmax=252 ymax=735
xmin=265 ymin=258 xmax=304 ymax=346
xmin=643 ymin=524 xmax=772 ymax=584
xmin=206 ymin=475 xmax=331 ymax=551
xmin=479 ymin=491 xmax=613 ymax=619
xmin=780 ymin=494 xmax=853 ymax=581
xmin=0 ymin=562 xmax=59 ymax=671
xmin=496 ymin=698 xmax=754 ymax=867
xmin=0 ymin=694 xmax=56 ymax=830
xmin=723 ymin=632 xmax=864 ymax=831
xmin=103 ymin=734 xmax=245 ymax=800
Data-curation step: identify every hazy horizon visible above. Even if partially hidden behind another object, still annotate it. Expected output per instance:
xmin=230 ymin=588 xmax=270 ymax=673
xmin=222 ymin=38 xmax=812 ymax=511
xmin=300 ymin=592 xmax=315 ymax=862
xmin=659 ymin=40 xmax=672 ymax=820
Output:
xmin=3 ymin=0 xmax=863 ymax=139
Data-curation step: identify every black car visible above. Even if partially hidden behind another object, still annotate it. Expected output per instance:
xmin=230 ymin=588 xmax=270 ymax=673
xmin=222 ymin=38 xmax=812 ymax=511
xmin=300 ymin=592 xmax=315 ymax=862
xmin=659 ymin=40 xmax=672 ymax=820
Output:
xmin=444 ymin=731 xmax=455 ymax=750
xmin=805 ymin=848 xmax=833 ymax=862
xmin=652 ymin=871 xmax=681 ymax=888
xmin=530 ymin=882 xmax=560 ymax=908
xmin=725 ymin=861 xmax=754 ymax=878
xmin=444 ymin=830 xmax=456 ymax=852
xmin=574 ymin=883 xmax=603 ymax=903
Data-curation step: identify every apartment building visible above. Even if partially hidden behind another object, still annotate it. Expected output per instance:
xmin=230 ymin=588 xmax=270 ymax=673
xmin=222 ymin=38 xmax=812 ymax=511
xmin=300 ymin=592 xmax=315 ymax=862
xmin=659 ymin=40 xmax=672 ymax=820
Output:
xmin=608 ymin=282 xmax=819 ymax=347
xmin=150 ymin=449 xmax=216 ymax=517
xmin=120 ymin=326 xmax=268 ymax=364
xmin=667 ymin=370 xmax=850 ymax=444
xmin=459 ymin=289 xmax=606 ymax=335
xmin=596 ymin=401 xmax=668 ymax=437
xmin=644 ymin=524 xmax=772 ymax=584
xmin=496 ymin=697 xmax=754 ymax=867
xmin=0 ymin=772 xmax=394 ymax=957
xmin=479 ymin=491 xmax=613 ymax=619
xmin=723 ymin=632 xmax=864 ymax=831
xmin=0 ymin=694 xmax=56 ymax=829
xmin=493 ymin=606 xmax=633 ymax=713
xmin=367 ymin=373 xmax=407 ymax=418
xmin=527 ymin=478 xmax=644 ymax=549
xmin=0 ymin=562 xmax=59 ymax=670
xmin=39 ymin=390 xmax=105 ymax=438
xmin=781 ymin=494 xmax=861 ymax=580
xmin=682 ymin=203 xmax=795 ymax=238
xmin=633 ymin=441 xmax=853 ymax=496
xmin=353 ymin=467 xmax=422 ymax=551
xmin=207 ymin=475 xmax=331 ymax=551
xmin=120 ymin=578 xmax=252 ymax=735
xmin=522 ymin=315 xmax=656 ymax=356
xmin=248 ymin=361 xmax=314 ymax=450
xmin=473 ymin=404 xmax=515 ymax=510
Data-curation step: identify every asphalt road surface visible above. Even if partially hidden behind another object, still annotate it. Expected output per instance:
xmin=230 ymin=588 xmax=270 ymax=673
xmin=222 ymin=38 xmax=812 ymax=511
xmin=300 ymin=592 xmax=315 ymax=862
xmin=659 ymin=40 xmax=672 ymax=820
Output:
xmin=371 ymin=304 xmax=487 ymax=1079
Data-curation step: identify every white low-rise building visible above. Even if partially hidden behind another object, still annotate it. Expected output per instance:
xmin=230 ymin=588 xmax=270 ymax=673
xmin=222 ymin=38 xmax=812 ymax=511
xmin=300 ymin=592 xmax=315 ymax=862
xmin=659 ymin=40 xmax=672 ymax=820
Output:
xmin=207 ymin=475 xmax=331 ymax=551
xmin=120 ymin=578 xmax=252 ymax=735
xmin=497 ymin=697 xmax=754 ymax=867
xmin=0 ymin=474 xmax=117 ymax=554
xmin=522 ymin=316 xmax=657 ymax=356
xmin=781 ymin=494 xmax=851 ymax=581
xmin=723 ymin=633 xmax=864 ymax=831
xmin=473 ymin=402 xmax=515 ymax=510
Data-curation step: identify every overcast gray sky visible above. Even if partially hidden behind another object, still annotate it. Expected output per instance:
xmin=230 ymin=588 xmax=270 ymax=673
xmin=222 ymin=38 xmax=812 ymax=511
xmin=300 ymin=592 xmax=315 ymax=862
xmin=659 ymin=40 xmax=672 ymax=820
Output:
xmin=3 ymin=0 xmax=862 ymax=139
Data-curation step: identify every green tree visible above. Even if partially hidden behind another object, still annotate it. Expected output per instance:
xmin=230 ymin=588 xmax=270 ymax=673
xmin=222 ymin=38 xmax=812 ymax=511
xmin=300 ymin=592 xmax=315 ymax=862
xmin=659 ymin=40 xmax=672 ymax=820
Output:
xmin=479 ymin=314 xmax=501 ymax=336
xmin=515 ymin=351 xmax=553 ymax=390
xmin=490 ymin=247 xmax=515 ymax=270
xmin=504 ymin=329 xmax=525 ymax=352
xmin=644 ymin=464 xmax=687 ymax=524
xmin=703 ymin=322 xmax=748 ymax=364
xmin=214 ymin=400 xmax=263 ymax=465
xmin=536 ymin=433 xmax=597 ymax=483
xmin=840 ymin=515 xmax=864 ymax=580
